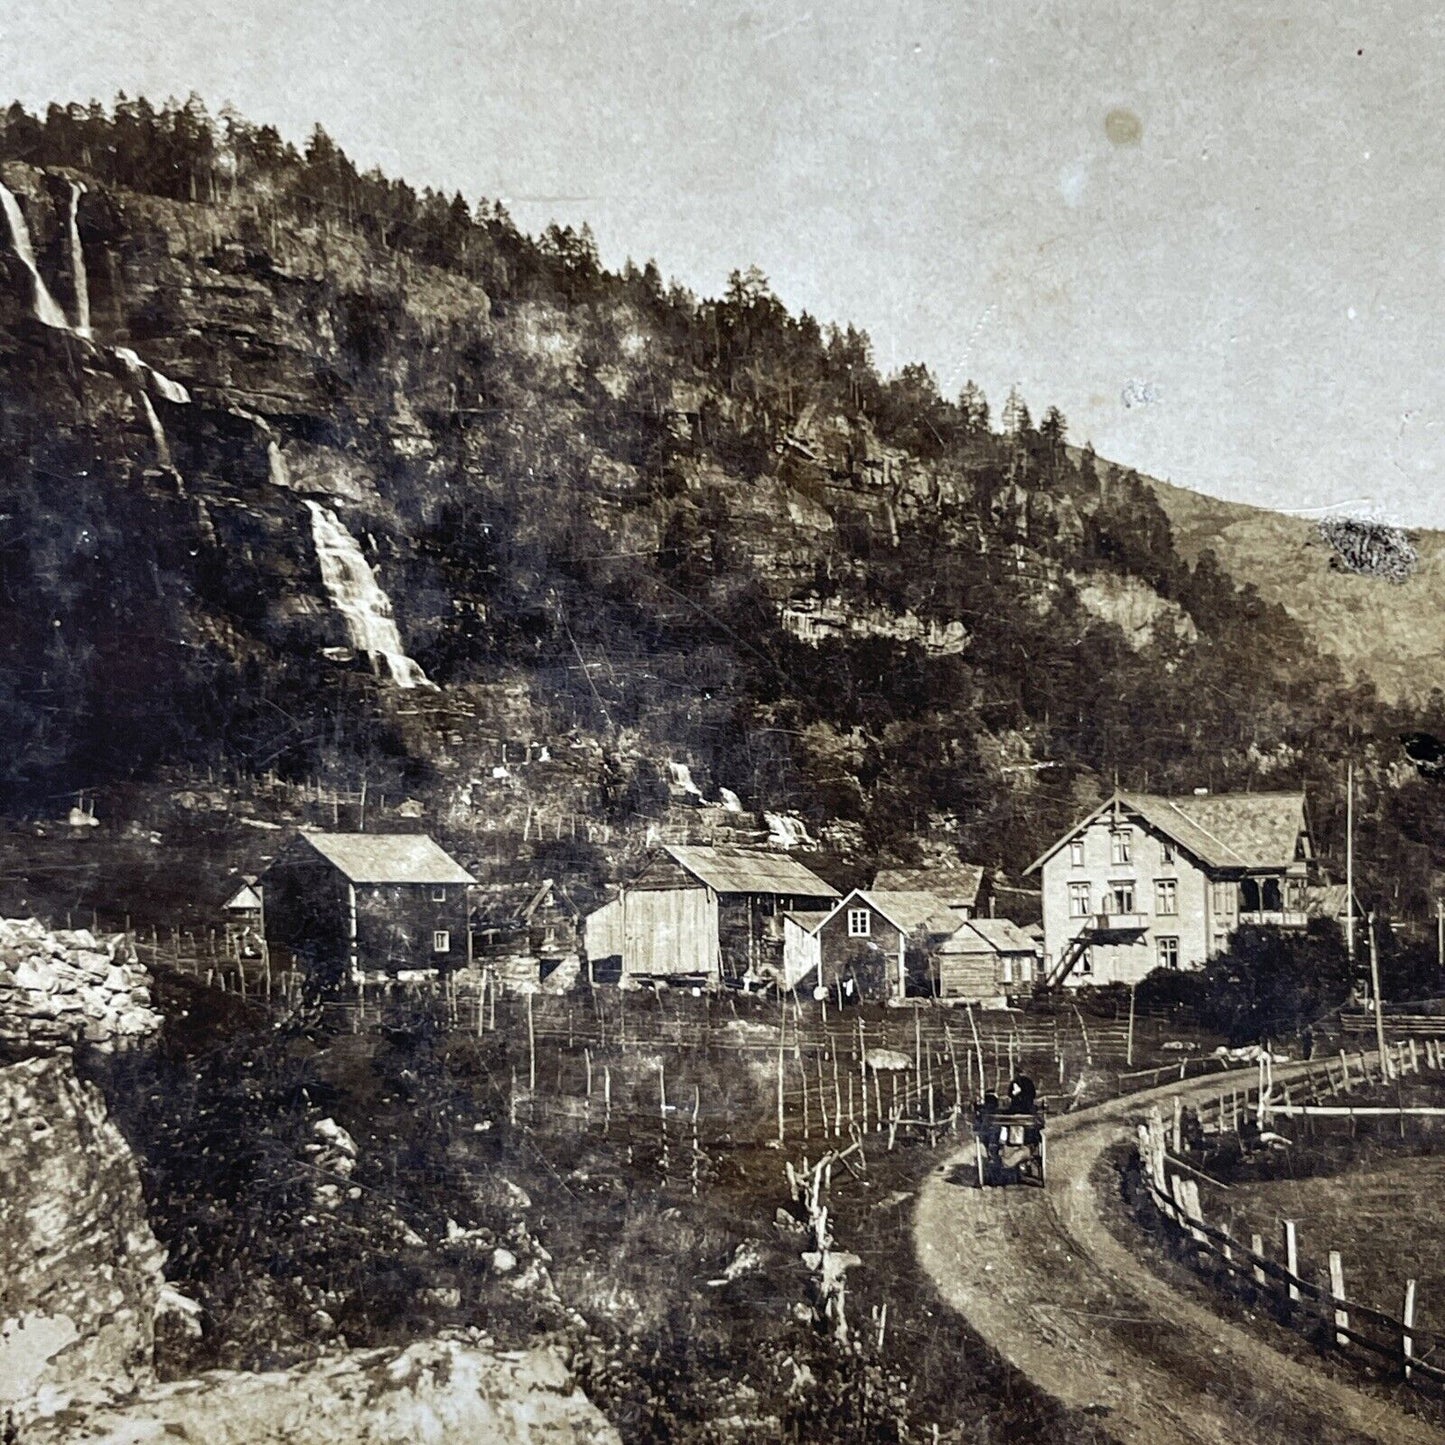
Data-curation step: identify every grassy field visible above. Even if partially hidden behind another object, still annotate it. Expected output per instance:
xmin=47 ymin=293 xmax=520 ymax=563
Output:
xmin=1222 ymin=1144 xmax=1445 ymax=1338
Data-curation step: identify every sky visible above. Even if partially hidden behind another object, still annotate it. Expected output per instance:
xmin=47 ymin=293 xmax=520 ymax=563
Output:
xmin=6 ymin=0 xmax=1445 ymax=524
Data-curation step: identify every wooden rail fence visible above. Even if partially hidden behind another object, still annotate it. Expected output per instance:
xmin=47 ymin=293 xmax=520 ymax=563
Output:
xmin=1138 ymin=1042 xmax=1445 ymax=1390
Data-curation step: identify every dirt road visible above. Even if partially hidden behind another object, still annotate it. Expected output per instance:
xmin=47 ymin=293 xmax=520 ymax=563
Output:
xmin=915 ymin=1067 xmax=1444 ymax=1445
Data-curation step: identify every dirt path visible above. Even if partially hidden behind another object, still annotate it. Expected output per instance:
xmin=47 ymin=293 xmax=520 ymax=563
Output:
xmin=915 ymin=1067 xmax=1445 ymax=1445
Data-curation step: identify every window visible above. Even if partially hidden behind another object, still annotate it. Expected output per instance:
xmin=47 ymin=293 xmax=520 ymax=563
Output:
xmin=847 ymin=908 xmax=871 ymax=938
xmin=1212 ymin=931 xmax=1228 ymax=955
xmin=1020 ymin=956 xmax=1033 ymax=984
xmin=1110 ymin=829 xmax=1132 ymax=866
xmin=1068 ymin=882 xmax=1092 ymax=918
xmin=1069 ymin=838 xmax=1085 ymax=867
xmin=433 ymin=930 xmax=451 ymax=953
xmin=1157 ymin=936 xmax=1181 ymax=970
xmin=431 ymin=886 xmax=447 ymax=903
xmin=1079 ymin=951 xmax=1093 ymax=975
xmin=1211 ymin=881 xmax=1235 ymax=916
xmin=1107 ymin=882 xmax=1135 ymax=915
xmin=1154 ymin=879 xmax=1178 ymax=915
xmin=1001 ymin=956 xmax=1014 ymax=985
xmin=1161 ymin=840 xmax=1175 ymax=866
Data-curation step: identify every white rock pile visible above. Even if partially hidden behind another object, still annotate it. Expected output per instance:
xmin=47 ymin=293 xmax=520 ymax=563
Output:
xmin=0 ymin=919 xmax=162 ymax=1051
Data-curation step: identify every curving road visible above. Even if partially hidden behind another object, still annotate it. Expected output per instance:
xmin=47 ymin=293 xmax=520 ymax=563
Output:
xmin=915 ymin=1066 xmax=1445 ymax=1445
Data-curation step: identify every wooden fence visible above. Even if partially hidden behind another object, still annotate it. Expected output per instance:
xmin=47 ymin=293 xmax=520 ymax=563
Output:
xmin=1137 ymin=1041 xmax=1445 ymax=1389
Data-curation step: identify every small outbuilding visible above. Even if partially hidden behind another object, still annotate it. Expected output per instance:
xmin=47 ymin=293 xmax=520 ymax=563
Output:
xmin=935 ymin=917 xmax=1041 ymax=1004
xmin=260 ymin=832 xmax=475 ymax=986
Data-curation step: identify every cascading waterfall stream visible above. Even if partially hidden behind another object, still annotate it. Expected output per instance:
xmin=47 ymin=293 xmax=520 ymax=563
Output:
xmin=303 ymin=500 xmax=434 ymax=689
xmin=66 ymin=181 xmax=91 ymax=337
xmin=0 ymin=181 xmax=71 ymax=330
xmin=136 ymin=392 xmax=174 ymax=471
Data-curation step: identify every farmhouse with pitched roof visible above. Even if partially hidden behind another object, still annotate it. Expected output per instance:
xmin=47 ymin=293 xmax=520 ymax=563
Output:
xmin=1025 ymin=790 xmax=1314 ymax=988
xmin=260 ymin=832 xmax=476 ymax=985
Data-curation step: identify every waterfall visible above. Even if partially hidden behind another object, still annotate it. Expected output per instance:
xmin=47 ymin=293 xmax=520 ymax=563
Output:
xmin=113 ymin=346 xmax=191 ymax=405
xmin=303 ymin=500 xmax=434 ymax=689
xmin=0 ymin=181 xmax=70 ymax=330
xmin=136 ymin=392 xmax=174 ymax=471
xmin=267 ymin=439 xmax=291 ymax=488
xmin=65 ymin=181 xmax=91 ymax=336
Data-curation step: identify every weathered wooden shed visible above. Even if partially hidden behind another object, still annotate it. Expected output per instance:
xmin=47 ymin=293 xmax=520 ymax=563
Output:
xmin=936 ymin=917 xmax=1041 ymax=1003
xmin=260 ymin=832 xmax=475 ymax=986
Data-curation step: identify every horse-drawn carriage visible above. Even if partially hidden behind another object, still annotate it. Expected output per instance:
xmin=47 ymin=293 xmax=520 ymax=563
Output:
xmin=973 ymin=1077 xmax=1046 ymax=1187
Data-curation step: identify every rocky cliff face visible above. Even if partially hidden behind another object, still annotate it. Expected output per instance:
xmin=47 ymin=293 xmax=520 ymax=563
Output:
xmin=0 ymin=1054 xmax=167 ymax=1411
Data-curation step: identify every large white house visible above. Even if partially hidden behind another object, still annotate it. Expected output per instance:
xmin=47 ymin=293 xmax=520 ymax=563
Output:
xmin=1025 ymin=790 xmax=1315 ymax=987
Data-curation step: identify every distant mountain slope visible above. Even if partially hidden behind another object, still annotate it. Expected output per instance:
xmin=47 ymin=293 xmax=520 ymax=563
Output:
xmin=1145 ymin=476 xmax=1445 ymax=703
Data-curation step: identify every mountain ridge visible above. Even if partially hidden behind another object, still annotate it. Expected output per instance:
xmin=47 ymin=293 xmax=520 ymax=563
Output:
xmin=1 ymin=96 xmax=1442 ymax=916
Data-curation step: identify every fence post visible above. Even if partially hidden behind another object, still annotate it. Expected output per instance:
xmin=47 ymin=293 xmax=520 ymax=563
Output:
xmin=1251 ymin=1233 xmax=1266 ymax=1288
xmin=1182 ymin=1179 xmax=1205 ymax=1245
xmin=1404 ymin=1279 xmax=1418 ymax=1380
xmin=1283 ymin=1220 xmax=1300 ymax=1303
xmin=1329 ymin=1251 xmax=1349 ymax=1348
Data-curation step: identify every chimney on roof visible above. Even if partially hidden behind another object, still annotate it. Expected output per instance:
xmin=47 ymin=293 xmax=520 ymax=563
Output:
xmin=1193 ymin=787 xmax=1209 ymax=796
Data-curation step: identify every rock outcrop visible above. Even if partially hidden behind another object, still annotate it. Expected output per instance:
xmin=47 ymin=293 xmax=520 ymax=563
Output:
xmin=0 ymin=1054 xmax=168 ymax=1411
xmin=13 ymin=1337 xmax=621 ymax=1445
xmin=0 ymin=917 xmax=162 ymax=1051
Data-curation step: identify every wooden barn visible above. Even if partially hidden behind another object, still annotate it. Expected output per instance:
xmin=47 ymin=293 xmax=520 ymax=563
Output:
xmin=935 ymin=917 xmax=1041 ymax=1004
xmin=803 ymin=889 xmax=961 ymax=1001
xmin=260 ymin=832 xmax=475 ymax=986
xmin=584 ymin=845 xmax=838 ymax=986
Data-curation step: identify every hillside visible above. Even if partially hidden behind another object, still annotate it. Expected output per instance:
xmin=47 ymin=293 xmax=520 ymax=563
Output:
xmin=0 ymin=98 xmax=1442 ymax=918
xmin=1145 ymin=476 xmax=1445 ymax=704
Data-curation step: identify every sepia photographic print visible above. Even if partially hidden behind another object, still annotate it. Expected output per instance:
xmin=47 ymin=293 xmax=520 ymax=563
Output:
xmin=3 ymin=4 xmax=1445 ymax=1442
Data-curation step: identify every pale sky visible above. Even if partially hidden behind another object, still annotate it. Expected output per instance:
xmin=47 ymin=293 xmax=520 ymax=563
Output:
xmin=6 ymin=0 xmax=1445 ymax=524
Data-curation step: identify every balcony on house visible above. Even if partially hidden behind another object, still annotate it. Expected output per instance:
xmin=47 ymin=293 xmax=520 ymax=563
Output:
xmin=1237 ymin=909 xmax=1309 ymax=928
xmin=1085 ymin=910 xmax=1149 ymax=934
xmin=1236 ymin=876 xmax=1308 ymax=930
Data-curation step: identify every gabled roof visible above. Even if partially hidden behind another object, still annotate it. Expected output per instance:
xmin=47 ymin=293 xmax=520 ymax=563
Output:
xmin=828 ymin=889 xmax=962 ymax=939
xmin=938 ymin=917 xmax=1038 ymax=956
xmin=224 ymin=881 xmax=263 ymax=911
xmin=1025 ymin=790 xmax=1309 ymax=875
xmin=283 ymin=832 xmax=476 ymax=885
xmin=871 ymin=864 xmax=986 ymax=907
xmin=663 ymin=845 xmax=839 ymax=898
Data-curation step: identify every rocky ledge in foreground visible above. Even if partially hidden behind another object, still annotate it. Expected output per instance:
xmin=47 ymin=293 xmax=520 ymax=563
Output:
xmin=13 ymin=1336 xmax=621 ymax=1445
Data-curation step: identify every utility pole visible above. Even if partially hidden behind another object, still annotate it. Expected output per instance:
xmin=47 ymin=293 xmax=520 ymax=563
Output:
xmin=1367 ymin=911 xmax=1391 ymax=1080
